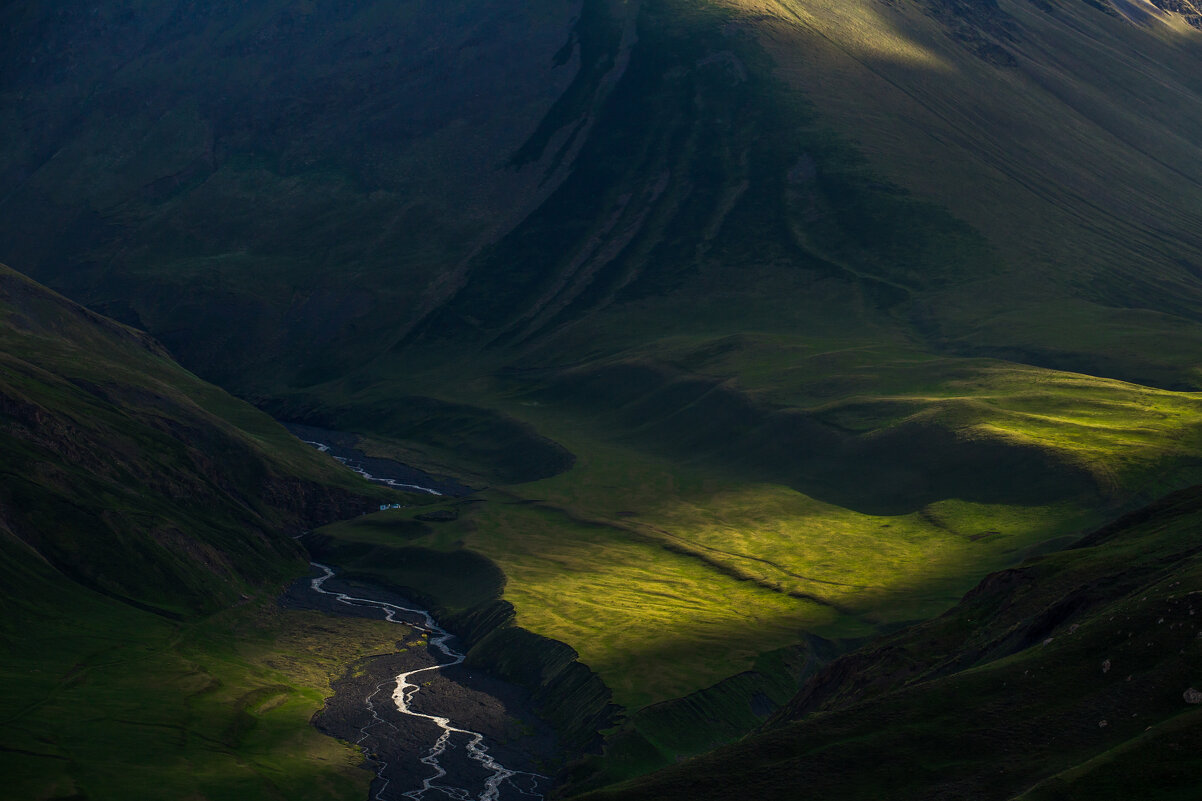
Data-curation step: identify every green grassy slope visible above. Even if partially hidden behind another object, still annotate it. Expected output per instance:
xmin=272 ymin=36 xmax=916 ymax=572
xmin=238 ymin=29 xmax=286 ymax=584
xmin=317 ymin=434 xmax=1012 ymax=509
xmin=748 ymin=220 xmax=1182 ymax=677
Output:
xmin=0 ymin=539 xmax=414 ymax=801
xmin=0 ymin=262 xmax=396 ymax=614
xmin=6 ymin=0 xmax=1202 ymax=392
xmin=295 ymin=347 xmax=1202 ymax=787
xmin=0 ymin=263 xmax=424 ymax=799
xmin=748 ymin=0 xmax=1202 ymax=385
xmin=577 ymin=482 xmax=1202 ymax=800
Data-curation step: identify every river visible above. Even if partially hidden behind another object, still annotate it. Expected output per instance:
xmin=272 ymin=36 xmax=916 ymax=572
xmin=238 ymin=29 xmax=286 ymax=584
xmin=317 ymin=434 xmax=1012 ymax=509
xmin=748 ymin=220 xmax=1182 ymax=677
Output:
xmin=285 ymin=423 xmax=473 ymax=497
xmin=290 ymin=427 xmax=547 ymax=799
xmin=305 ymin=563 xmax=549 ymax=801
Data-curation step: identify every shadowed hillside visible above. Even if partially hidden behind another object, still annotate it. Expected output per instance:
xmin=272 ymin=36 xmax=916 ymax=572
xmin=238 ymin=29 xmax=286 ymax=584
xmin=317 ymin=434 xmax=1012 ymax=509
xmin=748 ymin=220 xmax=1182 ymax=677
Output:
xmin=0 ymin=0 xmax=632 ymax=387
xmin=0 ymin=263 xmax=442 ymax=800
xmin=575 ymin=482 xmax=1202 ymax=800
xmin=0 ymin=262 xmax=390 ymax=614
xmin=5 ymin=0 xmax=1202 ymax=394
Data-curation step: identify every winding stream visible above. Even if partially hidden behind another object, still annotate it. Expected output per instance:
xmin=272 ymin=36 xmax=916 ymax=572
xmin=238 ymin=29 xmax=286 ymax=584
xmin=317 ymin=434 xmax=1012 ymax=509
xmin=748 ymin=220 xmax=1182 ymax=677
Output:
xmin=302 ymin=439 xmax=444 ymax=496
xmin=286 ymin=423 xmax=472 ymax=497
xmin=310 ymin=563 xmax=547 ymax=801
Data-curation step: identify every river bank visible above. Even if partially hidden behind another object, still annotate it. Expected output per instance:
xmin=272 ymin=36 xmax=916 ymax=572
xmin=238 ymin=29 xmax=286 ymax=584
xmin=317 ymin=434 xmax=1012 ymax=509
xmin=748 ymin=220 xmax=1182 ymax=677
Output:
xmin=280 ymin=565 xmax=559 ymax=801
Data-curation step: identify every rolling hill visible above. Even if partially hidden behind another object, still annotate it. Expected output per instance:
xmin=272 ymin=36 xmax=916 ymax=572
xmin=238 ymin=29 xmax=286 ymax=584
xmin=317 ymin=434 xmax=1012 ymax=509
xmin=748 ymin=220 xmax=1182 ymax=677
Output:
xmin=0 ymin=261 xmax=383 ymax=615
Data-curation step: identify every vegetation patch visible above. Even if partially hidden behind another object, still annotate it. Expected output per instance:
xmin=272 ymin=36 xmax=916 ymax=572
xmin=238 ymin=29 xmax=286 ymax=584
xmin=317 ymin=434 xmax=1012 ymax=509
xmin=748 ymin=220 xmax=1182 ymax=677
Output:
xmin=0 ymin=564 xmax=410 ymax=801
xmin=573 ymin=483 xmax=1202 ymax=800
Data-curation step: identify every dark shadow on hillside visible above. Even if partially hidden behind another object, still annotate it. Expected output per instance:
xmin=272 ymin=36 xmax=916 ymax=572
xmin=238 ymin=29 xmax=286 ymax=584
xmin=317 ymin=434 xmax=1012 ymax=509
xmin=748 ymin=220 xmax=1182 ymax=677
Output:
xmin=263 ymin=393 xmax=576 ymax=486
xmin=531 ymin=360 xmax=1100 ymax=516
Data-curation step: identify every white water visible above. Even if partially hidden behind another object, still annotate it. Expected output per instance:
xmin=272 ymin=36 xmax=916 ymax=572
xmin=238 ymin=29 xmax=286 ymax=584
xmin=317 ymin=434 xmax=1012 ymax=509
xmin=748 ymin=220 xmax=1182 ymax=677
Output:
xmin=310 ymin=563 xmax=546 ymax=801
xmin=299 ymin=439 xmax=443 ymax=496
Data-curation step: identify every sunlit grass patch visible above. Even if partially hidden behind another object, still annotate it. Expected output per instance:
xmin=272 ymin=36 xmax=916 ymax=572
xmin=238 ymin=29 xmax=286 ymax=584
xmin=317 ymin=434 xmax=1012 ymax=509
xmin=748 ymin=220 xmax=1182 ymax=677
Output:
xmin=319 ymin=323 xmax=1202 ymax=727
xmin=955 ymin=367 xmax=1202 ymax=491
xmin=447 ymin=341 xmax=1202 ymax=713
xmin=458 ymin=500 xmax=841 ymax=710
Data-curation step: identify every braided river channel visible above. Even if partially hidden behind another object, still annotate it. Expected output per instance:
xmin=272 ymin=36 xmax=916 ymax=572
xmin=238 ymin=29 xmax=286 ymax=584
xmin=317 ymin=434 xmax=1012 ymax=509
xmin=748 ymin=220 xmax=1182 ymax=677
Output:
xmin=308 ymin=565 xmax=548 ymax=801
xmin=290 ymin=427 xmax=553 ymax=800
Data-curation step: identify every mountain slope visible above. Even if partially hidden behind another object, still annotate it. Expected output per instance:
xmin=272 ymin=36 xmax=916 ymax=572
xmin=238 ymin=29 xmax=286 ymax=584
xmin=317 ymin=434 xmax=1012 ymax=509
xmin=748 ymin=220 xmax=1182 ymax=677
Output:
xmin=0 ymin=0 xmax=631 ymax=388
xmin=4 ymin=0 xmax=1202 ymax=391
xmin=0 ymin=261 xmax=388 ymax=615
xmin=0 ymin=262 xmax=420 ymax=800
xmin=749 ymin=0 xmax=1202 ymax=384
xmin=576 ymin=483 xmax=1202 ymax=800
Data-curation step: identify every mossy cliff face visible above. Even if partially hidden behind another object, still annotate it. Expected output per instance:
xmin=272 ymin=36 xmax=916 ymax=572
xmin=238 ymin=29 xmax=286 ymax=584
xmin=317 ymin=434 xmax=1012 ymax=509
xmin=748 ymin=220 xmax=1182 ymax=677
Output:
xmin=452 ymin=600 xmax=619 ymax=756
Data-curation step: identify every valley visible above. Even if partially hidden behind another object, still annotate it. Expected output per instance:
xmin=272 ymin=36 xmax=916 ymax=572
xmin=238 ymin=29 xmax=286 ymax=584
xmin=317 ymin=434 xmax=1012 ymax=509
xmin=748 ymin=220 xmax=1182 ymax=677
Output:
xmin=4 ymin=0 xmax=1202 ymax=798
